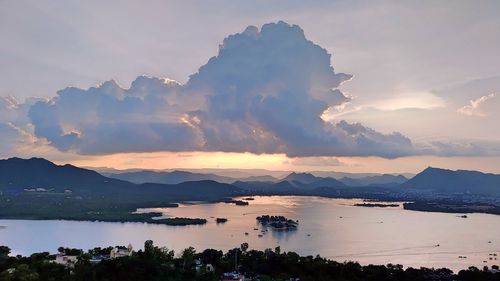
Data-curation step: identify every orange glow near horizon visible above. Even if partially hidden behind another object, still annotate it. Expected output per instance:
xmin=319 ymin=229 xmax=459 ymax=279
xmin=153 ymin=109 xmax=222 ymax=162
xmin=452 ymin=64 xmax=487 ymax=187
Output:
xmin=63 ymin=152 xmax=293 ymax=171
xmin=52 ymin=151 xmax=500 ymax=174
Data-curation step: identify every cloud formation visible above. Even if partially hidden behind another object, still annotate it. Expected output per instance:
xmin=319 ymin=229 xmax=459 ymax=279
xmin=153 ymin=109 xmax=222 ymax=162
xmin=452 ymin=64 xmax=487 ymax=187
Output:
xmin=26 ymin=22 xmax=421 ymax=158
xmin=423 ymin=139 xmax=500 ymax=157
xmin=457 ymin=93 xmax=496 ymax=117
xmin=1 ymin=21 xmax=498 ymax=159
xmin=0 ymin=97 xmax=40 ymax=157
xmin=289 ymin=157 xmax=344 ymax=167
xmin=28 ymin=78 xmax=204 ymax=154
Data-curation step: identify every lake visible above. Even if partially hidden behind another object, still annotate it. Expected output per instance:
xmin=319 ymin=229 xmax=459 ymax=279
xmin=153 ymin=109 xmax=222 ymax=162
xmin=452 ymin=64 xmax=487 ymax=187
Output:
xmin=0 ymin=196 xmax=499 ymax=272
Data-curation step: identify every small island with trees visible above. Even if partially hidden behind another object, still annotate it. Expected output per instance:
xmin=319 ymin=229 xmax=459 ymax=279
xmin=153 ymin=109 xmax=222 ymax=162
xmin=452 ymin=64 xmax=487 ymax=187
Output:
xmin=219 ymin=198 xmax=250 ymax=206
xmin=215 ymin=218 xmax=228 ymax=224
xmin=151 ymin=217 xmax=207 ymax=226
xmin=256 ymin=215 xmax=298 ymax=231
xmin=354 ymin=203 xmax=400 ymax=208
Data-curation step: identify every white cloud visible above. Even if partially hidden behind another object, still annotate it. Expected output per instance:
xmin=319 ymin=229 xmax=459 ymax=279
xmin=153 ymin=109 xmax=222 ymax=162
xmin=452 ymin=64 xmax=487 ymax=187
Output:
xmin=1 ymin=21 xmax=499 ymax=159
xmin=420 ymin=139 xmax=500 ymax=157
xmin=29 ymin=22 xmax=418 ymax=158
xmin=457 ymin=93 xmax=496 ymax=117
xmin=28 ymin=78 xmax=205 ymax=154
xmin=290 ymin=157 xmax=344 ymax=167
xmin=372 ymin=91 xmax=446 ymax=111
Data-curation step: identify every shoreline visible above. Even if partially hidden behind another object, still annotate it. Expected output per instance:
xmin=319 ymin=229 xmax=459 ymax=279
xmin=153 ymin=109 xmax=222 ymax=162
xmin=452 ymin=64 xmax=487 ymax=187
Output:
xmin=1 ymin=196 xmax=498 ymax=274
xmin=0 ymin=194 xmax=499 ymax=226
xmin=0 ymin=213 xmax=207 ymax=226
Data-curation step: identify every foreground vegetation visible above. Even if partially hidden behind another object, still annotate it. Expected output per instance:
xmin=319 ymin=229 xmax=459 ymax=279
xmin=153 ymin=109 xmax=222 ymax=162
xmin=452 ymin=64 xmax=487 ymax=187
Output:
xmin=0 ymin=191 xmax=213 ymax=225
xmin=1 ymin=242 xmax=499 ymax=281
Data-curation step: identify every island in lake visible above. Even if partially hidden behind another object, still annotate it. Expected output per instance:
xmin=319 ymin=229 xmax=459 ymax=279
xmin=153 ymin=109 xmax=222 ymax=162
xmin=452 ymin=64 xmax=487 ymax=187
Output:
xmin=215 ymin=218 xmax=228 ymax=223
xmin=256 ymin=215 xmax=298 ymax=231
xmin=152 ymin=217 xmax=207 ymax=226
xmin=219 ymin=198 xmax=250 ymax=206
xmin=355 ymin=203 xmax=400 ymax=208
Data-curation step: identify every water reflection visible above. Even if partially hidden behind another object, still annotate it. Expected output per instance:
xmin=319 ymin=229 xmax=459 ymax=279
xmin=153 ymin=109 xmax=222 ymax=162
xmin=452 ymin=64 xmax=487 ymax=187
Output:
xmin=0 ymin=196 xmax=499 ymax=272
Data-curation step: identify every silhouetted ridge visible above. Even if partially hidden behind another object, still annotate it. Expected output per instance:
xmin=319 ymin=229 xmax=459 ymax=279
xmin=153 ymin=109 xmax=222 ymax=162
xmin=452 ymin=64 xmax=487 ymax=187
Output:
xmin=0 ymin=157 xmax=242 ymax=200
xmin=0 ymin=157 xmax=106 ymax=190
xmin=339 ymin=174 xmax=407 ymax=187
xmin=283 ymin=172 xmax=319 ymax=184
xmin=106 ymin=170 xmax=235 ymax=184
xmin=403 ymin=167 xmax=500 ymax=196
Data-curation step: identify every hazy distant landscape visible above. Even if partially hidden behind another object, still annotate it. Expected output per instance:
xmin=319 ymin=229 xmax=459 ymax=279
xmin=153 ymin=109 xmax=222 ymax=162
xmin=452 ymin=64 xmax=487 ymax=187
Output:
xmin=1 ymin=157 xmax=499 ymax=225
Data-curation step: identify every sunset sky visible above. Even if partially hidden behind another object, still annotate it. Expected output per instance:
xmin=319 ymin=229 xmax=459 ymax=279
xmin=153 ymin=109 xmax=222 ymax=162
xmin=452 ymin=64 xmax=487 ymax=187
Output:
xmin=1 ymin=1 xmax=499 ymax=173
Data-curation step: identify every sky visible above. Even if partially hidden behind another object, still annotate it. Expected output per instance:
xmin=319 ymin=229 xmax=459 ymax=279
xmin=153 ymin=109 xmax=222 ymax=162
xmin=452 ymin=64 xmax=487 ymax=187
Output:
xmin=1 ymin=0 xmax=499 ymax=173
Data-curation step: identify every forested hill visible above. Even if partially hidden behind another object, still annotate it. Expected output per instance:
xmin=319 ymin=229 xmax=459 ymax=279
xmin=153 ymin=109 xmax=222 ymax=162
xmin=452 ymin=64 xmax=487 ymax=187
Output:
xmin=0 ymin=157 xmax=241 ymax=200
xmin=402 ymin=167 xmax=500 ymax=196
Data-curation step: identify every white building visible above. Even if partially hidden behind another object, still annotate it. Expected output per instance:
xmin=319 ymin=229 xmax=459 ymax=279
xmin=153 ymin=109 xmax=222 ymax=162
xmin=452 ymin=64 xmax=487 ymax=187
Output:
xmin=222 ymin=272 xmax=245 ymax=281
xmin=206 ymin=264 xmax=215 ymax=272
xmin=54 ymin=254 xmax=78 ymax=268
xmin=110 ymin=243 xmax=133 ymax=259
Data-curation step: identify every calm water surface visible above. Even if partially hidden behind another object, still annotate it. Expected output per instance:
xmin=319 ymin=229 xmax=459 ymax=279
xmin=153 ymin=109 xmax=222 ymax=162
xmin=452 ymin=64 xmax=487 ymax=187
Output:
xmin=0 ymin=196 xmax=499 ymax=271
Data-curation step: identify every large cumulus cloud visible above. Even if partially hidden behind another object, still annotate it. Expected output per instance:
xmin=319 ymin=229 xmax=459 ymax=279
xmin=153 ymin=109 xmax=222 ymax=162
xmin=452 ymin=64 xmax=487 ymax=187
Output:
xmin=5 ymin=21 xmax=496 ymax=158
xmin=25 ymin=22 xmax=419 ymax=158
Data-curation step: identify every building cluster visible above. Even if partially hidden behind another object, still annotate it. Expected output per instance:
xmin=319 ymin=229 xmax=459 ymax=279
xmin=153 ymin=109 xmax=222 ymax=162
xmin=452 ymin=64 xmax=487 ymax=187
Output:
xmin=52 ymin=244 xmax=304 ymax=280
xmin=221 ymin=271 xmax=245 ymax=281
xmin=54 ymin=244 xmax=133 ymax=268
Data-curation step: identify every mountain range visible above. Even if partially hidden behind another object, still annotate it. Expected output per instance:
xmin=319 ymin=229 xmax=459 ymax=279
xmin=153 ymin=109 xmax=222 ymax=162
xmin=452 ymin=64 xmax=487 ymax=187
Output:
xmin=338 ymin=174 xmax=408 ymax=187
xmin=105 ymin=170 xmax=237 ymax=184
xmin=0 ymin=157 xmax=241 ymax=202
xmin=1 ymin=157 xmax=499 ymax=223
xmin=105 ymin=169 xmax=407 ymax=188
xmin=1 ymin=158 xmax=500 ymax=199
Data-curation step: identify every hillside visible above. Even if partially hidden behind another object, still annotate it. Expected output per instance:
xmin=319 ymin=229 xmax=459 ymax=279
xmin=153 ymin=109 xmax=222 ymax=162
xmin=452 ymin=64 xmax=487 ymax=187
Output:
xmin=0 ymin=157 xmax=243 ymax=223
xmin=282 ymin=172 xmax=345 ymax=187
xmin=106 ymin=170 xmax=235 ymax=184
xmin=402 ymin=167 xmax=500 ymax=196
xmin=339 ymin=174 xmax=408 ymax=187
xmin=0 ymin=157 xmax=242 ymax=200
xmin=0 ymin=157 xmax=124 ymax=192
xmin=233 ymin=172 xmax=346 ymax=194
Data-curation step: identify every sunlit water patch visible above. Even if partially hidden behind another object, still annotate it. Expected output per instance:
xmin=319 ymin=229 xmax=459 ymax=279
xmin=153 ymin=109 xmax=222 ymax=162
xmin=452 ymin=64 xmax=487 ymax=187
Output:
xmin=0 ymin=196 xmax=499 ymax=272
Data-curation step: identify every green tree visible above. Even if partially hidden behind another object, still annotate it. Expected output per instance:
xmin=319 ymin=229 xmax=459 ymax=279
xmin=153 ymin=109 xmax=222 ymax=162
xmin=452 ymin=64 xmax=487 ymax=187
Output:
xmin=181 ymin=247 xmax=196 ymax=270
xmin=144 ymin=240 xmax=154 ymax=255
xmin=240 ymin=243 xmax=249 ymax=253
xmin=0 ymin=246 xmax=10 ymax=265
xmin=6 ymin=264 xmax=39 ymax=281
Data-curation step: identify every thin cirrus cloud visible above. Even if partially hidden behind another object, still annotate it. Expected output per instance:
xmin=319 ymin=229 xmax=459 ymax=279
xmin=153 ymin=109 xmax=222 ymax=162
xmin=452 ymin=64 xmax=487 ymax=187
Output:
xmin=457 ymin=93 xmax=496 ymax=117
xmin=0 ymin=96 xmax=40 ymax=154
xmin=288 ymin=157 xmax=344 ymax=167
xmin=1 ymin=21 xmax=498 ymax=159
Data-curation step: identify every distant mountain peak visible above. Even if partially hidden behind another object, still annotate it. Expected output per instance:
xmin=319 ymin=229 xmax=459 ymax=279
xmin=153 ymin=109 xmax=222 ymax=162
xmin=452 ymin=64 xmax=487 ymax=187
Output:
xmin=106 ymin=169 xmax=235 ymax=184
xmin=423 ymin=166 xmax=446 ymax=171
xmin=403 ymin=167 xmax=500 ymax=196
xmin=0 ymin=157 xmax=242 ymax=201
xmin=283 ymin=172 xmax=319 ymax=184
xmin=3 ymin=157 xmax=57 ymax=167
xmin=6 ymin=156 xmax=52 ymax=162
